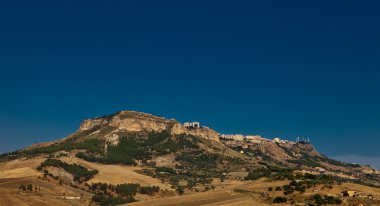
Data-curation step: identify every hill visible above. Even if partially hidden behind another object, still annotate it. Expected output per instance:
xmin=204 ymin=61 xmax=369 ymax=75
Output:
xmin=0 ymin=110 xmax=379 ymax=206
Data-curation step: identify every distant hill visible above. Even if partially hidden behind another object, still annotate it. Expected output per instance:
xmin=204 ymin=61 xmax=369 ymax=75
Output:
xmin=1 ymin=110 xmax=379 ymax=206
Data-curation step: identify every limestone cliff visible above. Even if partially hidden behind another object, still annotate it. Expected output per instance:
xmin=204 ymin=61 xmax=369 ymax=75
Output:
xmin=78 ymin=110 xmax=220 ymax=144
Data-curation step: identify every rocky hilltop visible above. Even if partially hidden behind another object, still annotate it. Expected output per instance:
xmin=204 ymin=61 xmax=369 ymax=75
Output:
xmin=78 ymin=111 xmax=220 ymax=145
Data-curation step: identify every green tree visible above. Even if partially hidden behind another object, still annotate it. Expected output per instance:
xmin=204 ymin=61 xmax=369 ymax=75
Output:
xmin=313 ymin=194 xmax=325 ymax=205
xmin=19 ymin=184 xmax=26 ymax=191
xmin=273 ymin=196 xmax=287 ymax=203
xmin=27 ymin=184 xmax=33 ymax=191
xmin=176 ymin=186 xmax=184 ymax=195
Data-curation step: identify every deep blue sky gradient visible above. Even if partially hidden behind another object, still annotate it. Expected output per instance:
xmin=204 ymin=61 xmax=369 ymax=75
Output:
xmin=0 ymin=1 xmax=379 ymax=164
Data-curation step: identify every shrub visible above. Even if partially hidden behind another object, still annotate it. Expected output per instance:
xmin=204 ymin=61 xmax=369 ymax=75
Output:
xmin=273 ymin=196 xmax=287 ymax=203
xmin=176 ymin=186 xmax=184 ymax=195
xmin=27 ymin=184 xmax=33 ymax=191
xmin=313 ymin=194 xmax=325 ymax=205
xmin=19 ymin=184 xmax=26 ymax=191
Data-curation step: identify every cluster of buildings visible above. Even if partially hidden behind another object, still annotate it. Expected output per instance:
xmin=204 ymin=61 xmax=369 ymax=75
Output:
xmin=184 ymin=122 xmax=201 ymax=129
xmin=219 ymin=134 xmax=300 ymax=156
xmin=221 ymin=134 xmax=266 ymax=142
xmin=220 ymin=134 xmax=289 ymax=145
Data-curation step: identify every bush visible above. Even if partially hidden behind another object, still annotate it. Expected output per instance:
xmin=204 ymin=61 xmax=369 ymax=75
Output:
xmin=19 ymin=184 xmax=26 ymax=191
xmin=283 ymin=185 xmax=294 ymax=195
xmin=176 ymin=186 xmax=184 ymax=195
xmin=27 ymin=184 xmax=33 ymax=191
xmin=313 ymin=194 xmax=325 ymax=205
xmin=273 ymin=196 xmax=287 ymax=203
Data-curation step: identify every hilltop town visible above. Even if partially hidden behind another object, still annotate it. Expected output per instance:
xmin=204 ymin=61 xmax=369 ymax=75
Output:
xmin=0 ymin=111 xmax=379 ymax=206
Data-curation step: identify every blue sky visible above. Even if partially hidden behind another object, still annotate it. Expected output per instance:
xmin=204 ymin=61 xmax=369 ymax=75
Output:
xmin=0 ymin=1 xmax=379 ymax=168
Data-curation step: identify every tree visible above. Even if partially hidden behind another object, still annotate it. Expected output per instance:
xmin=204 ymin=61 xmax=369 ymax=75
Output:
xmin=27 ymin=184 xmax=33 ymax=191
xmin=19 ymin=184 xmax=26 ymax=191
xmin=273 ymin=196 xmax=287 ymax=203
xmin=176 ymin=186 xmax=184 ymax=195
xmin=313 ymin=194 xmax=325 ymax=205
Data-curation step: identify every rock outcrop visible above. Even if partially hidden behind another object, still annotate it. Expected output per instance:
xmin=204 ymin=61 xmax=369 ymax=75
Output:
xmin=171 ymin=123 xmax=220 ymax=141
xmin=78 ymin=110 xmax=220 ymax=144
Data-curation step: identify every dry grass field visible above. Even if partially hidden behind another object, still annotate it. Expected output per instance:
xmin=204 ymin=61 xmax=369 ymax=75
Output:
xmin=57 ymin=156 xmax=173 ymax=190
xmin=0 ymin=176 xmax=93 ymax=206
xmin=125 ymin=179 xmax=291 ymax=206
xmin=125 ymin=178 xmax=380 ymax=206
xmin=126 ymin=189 xmax=280 ymax=206
xmin=1 ymin=156 xmax=380 ymax=206
xmin=0 ymin=157 xmax=91 ymax=205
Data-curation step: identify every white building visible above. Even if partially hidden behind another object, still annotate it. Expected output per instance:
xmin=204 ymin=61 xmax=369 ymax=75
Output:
xmin=184 ymin=122 xmax=200 ymax=128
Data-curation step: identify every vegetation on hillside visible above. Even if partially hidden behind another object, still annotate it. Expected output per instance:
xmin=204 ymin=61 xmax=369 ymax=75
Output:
xmin=18 ymin=184 xmax=39 ymax=192
xmin=87 ymin=182 xmax=160 ymax=206
xmin=312 ymin=194 xmax=342 ymax=205
xmin=267 ymin=173 xmax=343 ymax=205
xmin=37 ymin=159 xmax=98 ymax=183
xmin=92 ymin=194 xmax=134 ymax=206
xmin=76 ymin=131 xmax=201 ymax=166
xmin=273 ymin=196 xmax=287 ymax=203
xmin=0 ymin=127 xmax=105 ymax=163
xmin=245 ymin=167 xmax=272 ymax=180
